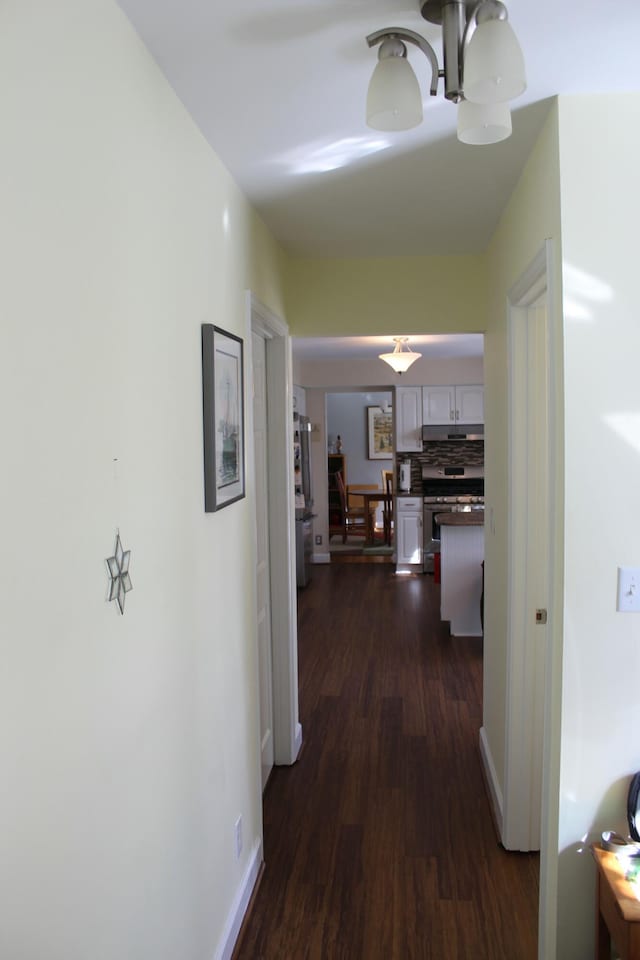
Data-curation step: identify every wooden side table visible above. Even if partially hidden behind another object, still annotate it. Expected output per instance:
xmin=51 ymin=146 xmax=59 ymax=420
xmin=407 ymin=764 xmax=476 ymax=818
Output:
xmin=592 ymin=845 xmax=640 ymax=959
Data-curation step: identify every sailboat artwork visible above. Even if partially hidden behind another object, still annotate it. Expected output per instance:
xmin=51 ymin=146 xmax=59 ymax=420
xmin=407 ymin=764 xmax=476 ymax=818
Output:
xmin=216 ymin=350 xmax=240 ymax=487
xmin=201 ymin=324 xmax=245 ymax=512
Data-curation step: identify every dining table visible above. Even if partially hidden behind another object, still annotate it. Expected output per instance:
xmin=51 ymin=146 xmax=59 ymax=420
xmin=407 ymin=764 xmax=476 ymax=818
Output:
xmin=352 ymin=488 xmax=393 ymax=545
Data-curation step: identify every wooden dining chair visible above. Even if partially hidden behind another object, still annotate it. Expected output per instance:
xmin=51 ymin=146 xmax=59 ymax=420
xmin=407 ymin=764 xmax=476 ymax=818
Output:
xmin=382 ymin=470 xmax=394 ymax=545
xmin=335 ymin=473 xmax=374 ymax=543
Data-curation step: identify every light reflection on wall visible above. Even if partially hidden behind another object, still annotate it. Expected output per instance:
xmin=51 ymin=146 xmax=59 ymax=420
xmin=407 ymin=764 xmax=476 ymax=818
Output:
xmin=603 ymin=412 xmax=640 ymax=456
xmin=563 ymin=262 xmax=614 ymax=323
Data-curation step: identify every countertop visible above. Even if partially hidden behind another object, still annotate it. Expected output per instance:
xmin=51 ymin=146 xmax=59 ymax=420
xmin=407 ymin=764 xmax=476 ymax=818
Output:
xmin=435 ymin=512 xmax=484 ymax=527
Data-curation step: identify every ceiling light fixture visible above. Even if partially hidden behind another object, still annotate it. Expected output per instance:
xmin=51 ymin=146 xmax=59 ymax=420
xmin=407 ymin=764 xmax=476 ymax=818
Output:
xmin=366 ymin=0 xmax=525 ymax=145
xmin=379 ymin=338 xmax=422 ymax=374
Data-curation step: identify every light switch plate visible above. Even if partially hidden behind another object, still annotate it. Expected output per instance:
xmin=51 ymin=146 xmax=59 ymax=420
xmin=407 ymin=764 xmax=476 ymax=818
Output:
xmin=617 ymin=567 xmax=640 ymax=612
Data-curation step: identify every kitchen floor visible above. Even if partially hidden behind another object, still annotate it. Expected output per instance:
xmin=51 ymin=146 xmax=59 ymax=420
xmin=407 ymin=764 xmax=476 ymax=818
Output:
xmin=234 ymin=564 xmax=538 ymax=959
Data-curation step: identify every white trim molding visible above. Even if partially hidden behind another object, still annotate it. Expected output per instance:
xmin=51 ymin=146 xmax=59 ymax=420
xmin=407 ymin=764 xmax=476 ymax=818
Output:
xmin=214 ymin=839 xmax=262 ymax=960
xmin=246 ymin=292 xmax=301 ymax=767
xmin=504 ymin=240 xmax=557 ymax=853
xmin=479 ymin=725 xmax=504 ymax=839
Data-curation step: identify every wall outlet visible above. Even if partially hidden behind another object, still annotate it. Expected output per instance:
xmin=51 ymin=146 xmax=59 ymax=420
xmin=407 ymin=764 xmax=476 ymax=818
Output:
xmin=315 ymin=535 xmax=322 ymax=545
xmin=617 ymin=567 xmax=640 ymax=612
xmin=234 ymin=816 xmax=243 ymax=859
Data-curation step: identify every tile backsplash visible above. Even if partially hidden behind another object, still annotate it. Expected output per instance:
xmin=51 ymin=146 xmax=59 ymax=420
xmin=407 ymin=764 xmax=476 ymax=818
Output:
xmin=398 ymin=441 xmax=484 ymax=492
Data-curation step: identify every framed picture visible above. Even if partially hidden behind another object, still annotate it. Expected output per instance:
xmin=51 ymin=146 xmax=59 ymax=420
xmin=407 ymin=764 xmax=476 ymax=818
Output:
xmin=367 ymin=405 xmax=393 ymax=460
xmin=201 ymin=324 xmax=245 ymax=511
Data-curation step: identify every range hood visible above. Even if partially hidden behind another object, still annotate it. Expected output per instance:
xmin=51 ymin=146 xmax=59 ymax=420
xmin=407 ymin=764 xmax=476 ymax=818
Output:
xmin=422 ymin=423 xmax=484 ymax=442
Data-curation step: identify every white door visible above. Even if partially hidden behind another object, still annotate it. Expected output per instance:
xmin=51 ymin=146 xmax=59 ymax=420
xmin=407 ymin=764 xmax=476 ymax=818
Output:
xmin=252 ymin=330 xmax=274 ymax=790
xmin=503 ymin=245 xmax=554 ymax=852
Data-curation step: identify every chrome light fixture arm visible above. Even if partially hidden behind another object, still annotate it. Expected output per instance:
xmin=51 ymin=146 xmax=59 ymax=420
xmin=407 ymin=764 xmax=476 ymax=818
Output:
xmin=366 ymin=27 xmax=440 ymax=97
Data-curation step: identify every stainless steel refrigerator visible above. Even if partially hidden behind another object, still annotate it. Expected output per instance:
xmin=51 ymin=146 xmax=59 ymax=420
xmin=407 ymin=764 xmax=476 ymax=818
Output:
xmin=294 ymin=414 xmax=313 ymax=588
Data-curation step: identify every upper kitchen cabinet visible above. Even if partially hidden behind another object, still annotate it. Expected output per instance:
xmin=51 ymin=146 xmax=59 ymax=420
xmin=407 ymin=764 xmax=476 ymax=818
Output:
xmin=422 ymin=385 xmax=484 ymax=426
xmin=395 ymin=386 xmax=422 ymax=452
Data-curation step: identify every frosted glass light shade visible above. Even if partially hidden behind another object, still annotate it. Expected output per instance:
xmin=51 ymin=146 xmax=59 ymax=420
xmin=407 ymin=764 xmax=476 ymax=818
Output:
xmin=457 ymin=99 xmax=512 ymax=144
xmin=366 ymin=56 xmax=423 ymax=131
xmin=379 ymin=340 xmax=422 ymax=373
xmin=463 ymin=18 xmax=526 ymax=104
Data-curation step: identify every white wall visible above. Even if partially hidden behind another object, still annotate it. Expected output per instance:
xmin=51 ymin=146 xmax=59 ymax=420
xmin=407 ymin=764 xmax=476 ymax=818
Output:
xmin=554 ymin=94 xmax=640 ymax=959
xmin=0 ymin=2 xmax=287 ymax=958
xmin=484 ymin=92 xmax=640 ymax=960
xmin=326 ymin=391 xmax=392 ymax=482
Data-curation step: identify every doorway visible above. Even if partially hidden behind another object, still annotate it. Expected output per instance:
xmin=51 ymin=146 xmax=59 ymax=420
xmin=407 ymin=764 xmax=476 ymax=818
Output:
xmin=247 ymin=293 xmax=302 ymax=773
xmin=503 ymin=242 xmax=557 ymax=855
xmin=252 ymin=328 xmax=274 ymax=789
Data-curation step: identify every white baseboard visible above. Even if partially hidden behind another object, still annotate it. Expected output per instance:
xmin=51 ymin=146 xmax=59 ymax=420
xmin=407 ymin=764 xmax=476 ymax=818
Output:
xmin=479 ymin=726 xmax=504 ymax=840
xmin=312 ymin=552 xmax=331 ymax=564
xmin=215 ymin=838 xmax=262 ymax=960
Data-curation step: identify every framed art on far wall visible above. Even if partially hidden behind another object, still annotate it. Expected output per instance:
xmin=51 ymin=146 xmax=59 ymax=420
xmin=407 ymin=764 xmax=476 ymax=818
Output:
xmin=367 ymin=405 xmax=393 ymax=460
xmin=201 ymin=324 xmax=245 ymax=511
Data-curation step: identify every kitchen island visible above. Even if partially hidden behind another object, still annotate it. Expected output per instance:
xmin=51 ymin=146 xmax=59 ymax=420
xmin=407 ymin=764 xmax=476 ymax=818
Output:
xmin=435 ymin=512 xmax=484 ymax=637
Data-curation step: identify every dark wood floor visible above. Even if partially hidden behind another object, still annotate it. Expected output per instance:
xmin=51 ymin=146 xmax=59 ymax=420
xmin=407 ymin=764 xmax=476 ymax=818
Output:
xmin=234 ymin=564 xmax=539 ymax=959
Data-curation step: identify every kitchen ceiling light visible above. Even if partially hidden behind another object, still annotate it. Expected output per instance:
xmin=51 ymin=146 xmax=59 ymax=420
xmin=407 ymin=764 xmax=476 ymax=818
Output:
xmin=366 ymin=0 xmax=525 ymax=145
xmin=379 ymin=338 xmax=422 ymax=374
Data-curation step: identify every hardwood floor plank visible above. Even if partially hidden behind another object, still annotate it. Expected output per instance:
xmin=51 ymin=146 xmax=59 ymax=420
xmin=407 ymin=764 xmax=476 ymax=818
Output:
xmin=233 ymin=565 xmax=538 ymax=960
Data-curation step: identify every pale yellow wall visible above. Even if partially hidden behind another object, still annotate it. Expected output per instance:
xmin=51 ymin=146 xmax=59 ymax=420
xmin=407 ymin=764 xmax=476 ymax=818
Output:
xmin=554 ymin=94 xmax=640 ymax=960
xmin=0 ymin=2 xmax=286 ymax=957
xmin=483 ymin=103 xmax=564 ymax=958
xmin=285 ymin=254 xmax=487 ymax=336
xmin=483 ymin=104 xmax=563 ymax=794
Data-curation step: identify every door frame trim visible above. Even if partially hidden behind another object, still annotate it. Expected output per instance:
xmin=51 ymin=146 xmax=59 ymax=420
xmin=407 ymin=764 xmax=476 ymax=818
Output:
xmin=504 ymin=242 xmax=556 ymax=850
xmin=246 ymin=292 xmax=302 ymax=766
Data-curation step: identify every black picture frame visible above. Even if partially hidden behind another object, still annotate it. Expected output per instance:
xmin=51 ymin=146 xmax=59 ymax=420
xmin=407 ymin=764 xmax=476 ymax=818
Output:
xmin=201 ymin=324 xmax=245 ymax=511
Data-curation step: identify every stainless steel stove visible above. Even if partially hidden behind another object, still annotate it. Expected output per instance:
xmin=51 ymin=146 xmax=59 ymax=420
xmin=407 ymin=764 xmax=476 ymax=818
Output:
xmin=422 ymin=465 xmax=484 ymax=573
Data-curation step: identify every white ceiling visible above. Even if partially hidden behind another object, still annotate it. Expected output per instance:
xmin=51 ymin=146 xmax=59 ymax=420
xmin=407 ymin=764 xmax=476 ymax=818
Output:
xmin=116 ymin=0 xmax=639 ymax=361
xmin=117 ymin=0 xmax=640 ymax=260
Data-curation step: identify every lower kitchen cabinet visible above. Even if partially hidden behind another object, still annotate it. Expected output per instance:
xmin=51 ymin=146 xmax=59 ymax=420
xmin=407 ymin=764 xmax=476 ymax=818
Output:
xmin=395 ymin=497 xmax=423 ymax=567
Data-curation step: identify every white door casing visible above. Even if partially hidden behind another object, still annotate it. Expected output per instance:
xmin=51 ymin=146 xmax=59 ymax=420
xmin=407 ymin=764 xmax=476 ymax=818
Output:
xmin=252 ymin=330 xmax=274 ymax=790
xmin=246 ymin=293 xmax=302 ymax=769
xmin=503 ymin=243 xmax=556 ymax=855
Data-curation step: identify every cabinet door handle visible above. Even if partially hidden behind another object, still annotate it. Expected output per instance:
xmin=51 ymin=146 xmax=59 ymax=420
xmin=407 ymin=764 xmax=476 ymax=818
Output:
xmin=456 ymin=409 xmax=460 ymax=419
xmin=450 ymin=410 xmax=454 ymax=420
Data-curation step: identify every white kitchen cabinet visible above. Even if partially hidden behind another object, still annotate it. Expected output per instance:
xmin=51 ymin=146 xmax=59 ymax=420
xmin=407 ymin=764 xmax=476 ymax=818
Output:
xmin=395 ymin=386 xmax=422 ymax=451
xmin=422 ymin=386 xmax=455 ymax=425
xmin=395 ymin=497 xmax=423 ymax=567
xmin=422 ymin=384 xmax=484 ymax=426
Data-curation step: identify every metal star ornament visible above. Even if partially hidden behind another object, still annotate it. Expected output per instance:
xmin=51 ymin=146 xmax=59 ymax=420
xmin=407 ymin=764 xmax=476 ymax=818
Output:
xmin=106 ymin=531 xmax=133 ymax=615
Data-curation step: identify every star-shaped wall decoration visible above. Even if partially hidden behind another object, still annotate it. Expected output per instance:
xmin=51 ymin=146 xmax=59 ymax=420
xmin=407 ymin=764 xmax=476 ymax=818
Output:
xmin=106 ymin=531 xmax=132 ymax=615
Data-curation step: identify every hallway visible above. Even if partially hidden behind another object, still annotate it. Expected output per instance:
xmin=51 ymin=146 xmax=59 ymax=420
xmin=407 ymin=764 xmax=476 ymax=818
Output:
xmin=234 ymin=564 xmax=539 ymax=959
